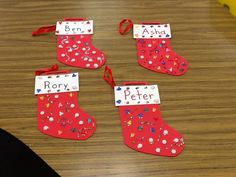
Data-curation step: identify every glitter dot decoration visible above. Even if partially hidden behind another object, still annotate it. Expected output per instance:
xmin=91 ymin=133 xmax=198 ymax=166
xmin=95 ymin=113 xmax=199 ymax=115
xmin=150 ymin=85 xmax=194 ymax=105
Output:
xmin=87 ymin=118 xmax=92 ymax=123
xmin=74 ymin=113 xmax=80 ymax=118
xmin=162 ymin=139 xmax=167 ymax=144
xmin=79 ymin=120 xmax=84 ymax=125
xmin=137 ymin=143 xmax=143 ymax=149
xmin=163 ymin=130 xmax=168 ymax=135
xmin=150 ymin=127 xmax=155 ymax=133
xmin=171 ymin=149 xmax=176 ymax=154
xmin=49 ymin=117 xmax=54 ymax=122
xmin=43 ymin=126 xmax=49 ymax=131
xmin=149 ymin=138 xmax=154 ymax=144
xmin=155 ymin=148 xmax=161 ymax=153
xmin=174 ymin=138 xmax=179 ymax=143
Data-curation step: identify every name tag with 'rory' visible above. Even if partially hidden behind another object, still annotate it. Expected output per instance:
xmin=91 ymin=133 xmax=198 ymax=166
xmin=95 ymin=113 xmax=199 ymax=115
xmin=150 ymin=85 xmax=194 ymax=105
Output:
xmin=35 ymin=73 xmax=79 ymax=95
xmin=114 ymin=85 xmax=160 ymax=106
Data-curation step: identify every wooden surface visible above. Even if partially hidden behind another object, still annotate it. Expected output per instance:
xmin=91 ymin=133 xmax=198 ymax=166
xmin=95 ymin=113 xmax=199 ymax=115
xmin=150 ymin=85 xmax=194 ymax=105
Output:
xmin=0 ymin=0 xmax=236 ymax=176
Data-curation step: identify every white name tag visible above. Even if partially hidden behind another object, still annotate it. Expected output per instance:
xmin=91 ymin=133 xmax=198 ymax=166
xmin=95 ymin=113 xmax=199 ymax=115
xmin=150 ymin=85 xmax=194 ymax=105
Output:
xmin=55 ymin=20 xmax=93 ymax=35
xmin=35 ymin=73 xmax=79 ymax=95
xmin=133 ymin=24 xmax=171 ymax=39
xmin=114 ymin=85 xmax=160 ymax=106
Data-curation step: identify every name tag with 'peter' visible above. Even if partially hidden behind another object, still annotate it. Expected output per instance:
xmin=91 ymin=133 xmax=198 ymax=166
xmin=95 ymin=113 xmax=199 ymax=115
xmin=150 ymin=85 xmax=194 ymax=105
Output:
xmin=114 ymin=85 xmax=160 ymax=106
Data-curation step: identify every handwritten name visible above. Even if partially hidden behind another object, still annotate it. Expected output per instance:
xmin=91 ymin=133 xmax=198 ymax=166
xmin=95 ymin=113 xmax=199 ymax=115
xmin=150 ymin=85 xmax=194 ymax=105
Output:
xmin=65 ymin=25 xmax=82 ymax=33
xmin=124 ymin=90 xmax=154 ymax=101
xmin=142 ymin=28 xmax=166 ymax=36
xmin=44 ymin=81 xmax=68 ymax=90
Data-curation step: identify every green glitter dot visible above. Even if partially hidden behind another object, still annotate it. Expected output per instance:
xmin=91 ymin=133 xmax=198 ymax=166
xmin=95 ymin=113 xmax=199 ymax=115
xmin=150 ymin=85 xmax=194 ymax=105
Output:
xmin=138 ymin=126 xmax=143 ymax=131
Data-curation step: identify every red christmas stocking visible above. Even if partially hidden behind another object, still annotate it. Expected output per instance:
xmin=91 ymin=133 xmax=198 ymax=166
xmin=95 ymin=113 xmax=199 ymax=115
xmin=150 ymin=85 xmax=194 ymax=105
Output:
xmin=35 ymin=64 xmax=96 ymax=140
xmin=119 ymin=19 xmax=189 ymax=76
xmin=32 ymin=18 xmax=106 ymax=69
xmin=103 ymin=66 xmax=185 ymax=156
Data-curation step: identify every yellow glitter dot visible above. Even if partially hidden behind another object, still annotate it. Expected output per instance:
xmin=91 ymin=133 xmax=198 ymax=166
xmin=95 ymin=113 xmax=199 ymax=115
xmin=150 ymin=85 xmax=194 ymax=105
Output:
xmin=46 ymin=103 xmax=50 ymax=108
xmin=130 ymin=133 xmax=135 ymax=137
xmin=39 ymin=96 xmax=44 ymax=101
xmin=127 ymin=120 xmax=132 ymax=126
xmin=69 ymin=93 xmax=73 ymax=97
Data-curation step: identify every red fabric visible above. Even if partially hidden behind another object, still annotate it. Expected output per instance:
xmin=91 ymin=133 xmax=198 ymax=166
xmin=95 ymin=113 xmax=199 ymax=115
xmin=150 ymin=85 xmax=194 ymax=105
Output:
xmin=35 ymin=65 xmax=96 ymax=140
xmin=119 ymin=19 xmax=189 ymax=76
xmin=103 ymin=67 xmax=185 ymax=157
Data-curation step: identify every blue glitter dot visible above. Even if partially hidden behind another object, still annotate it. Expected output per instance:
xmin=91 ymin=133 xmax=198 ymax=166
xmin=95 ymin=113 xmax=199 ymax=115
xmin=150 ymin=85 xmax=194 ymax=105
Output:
xmin=125 ymin=109 xmax=130 ymax=114
xmin=138 ymin=113 xmax=144 ymax=118
xmin=151 ymin=127 xmax=156 ymax=133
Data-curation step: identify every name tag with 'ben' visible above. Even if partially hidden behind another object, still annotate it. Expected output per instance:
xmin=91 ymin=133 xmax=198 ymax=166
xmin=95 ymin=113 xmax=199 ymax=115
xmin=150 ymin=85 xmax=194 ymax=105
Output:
xmin=55 ymin=20 xmax=93 ymax=35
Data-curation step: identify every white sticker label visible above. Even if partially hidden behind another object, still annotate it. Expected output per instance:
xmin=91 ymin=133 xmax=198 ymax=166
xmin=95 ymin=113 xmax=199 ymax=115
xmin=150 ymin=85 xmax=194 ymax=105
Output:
xmin=55 ymin=20 xmax=93 ymax=35
xmin=114 ymin=85 xmax=160 ymax=106
xmin=35 ymin=73 xmax=79 ymax=95
xmin=133 ymin=24 xmax=171 ymax=39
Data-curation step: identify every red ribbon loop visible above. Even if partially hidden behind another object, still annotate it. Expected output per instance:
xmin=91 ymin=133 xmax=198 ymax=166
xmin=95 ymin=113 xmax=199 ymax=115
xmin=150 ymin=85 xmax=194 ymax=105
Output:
xmin=119 ymin=19 xmax=134 ymax=35
xmin=35 ymin=64 xmax=59 ymax=76
xmin=103 ymin=65 xmax=116 ymax=88
xmin=32 ymin=25 xmax=56 ymax=36
xmin=35 ymin=64 xmax=70 ymax=76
